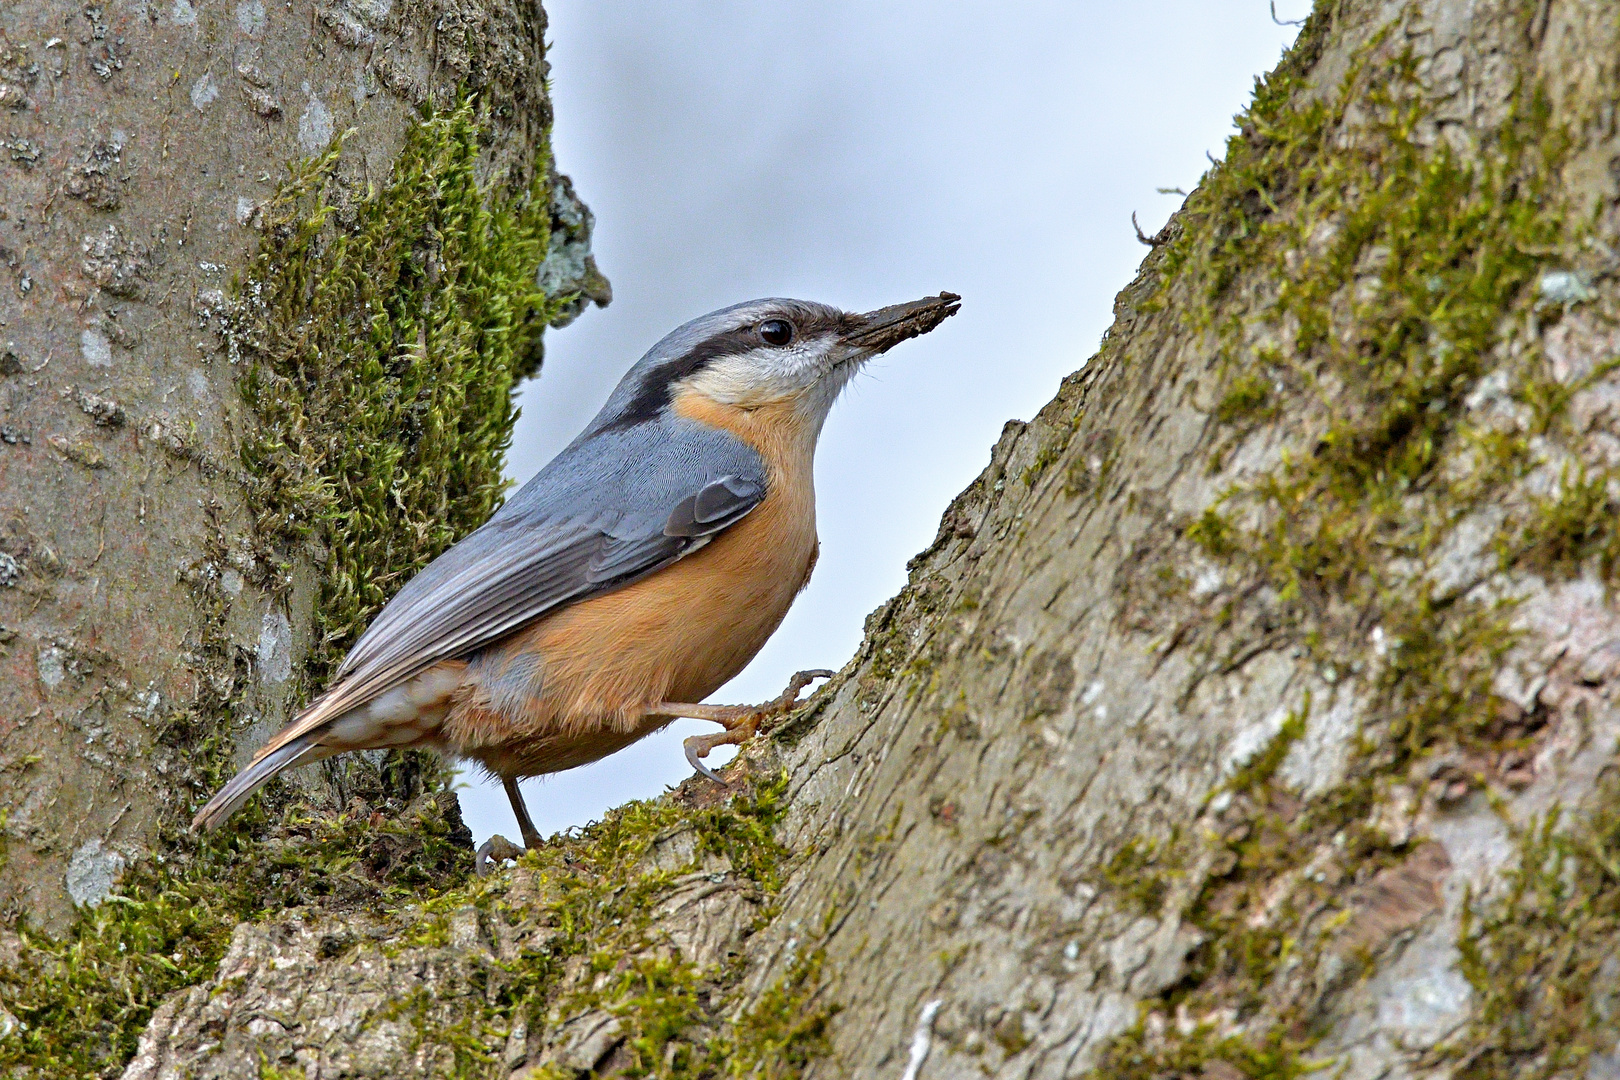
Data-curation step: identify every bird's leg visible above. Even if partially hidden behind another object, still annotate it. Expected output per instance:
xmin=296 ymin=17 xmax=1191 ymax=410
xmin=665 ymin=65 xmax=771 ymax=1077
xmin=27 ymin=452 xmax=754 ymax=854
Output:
xmin=655 ymin=669 xmax=835 ymax=784
xmin=504 ymin=776 xmax=545 ymax=849
xmin=474 ymin=776 xmax=544 ymax=877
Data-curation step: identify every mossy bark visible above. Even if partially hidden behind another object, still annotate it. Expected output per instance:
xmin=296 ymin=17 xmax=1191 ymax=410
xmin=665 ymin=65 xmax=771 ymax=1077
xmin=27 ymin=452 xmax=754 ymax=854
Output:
xmin=0 ymin=0 xmax=605 ymax=1071
xmin=13 ymin=0 xmax=1620 ymax=1077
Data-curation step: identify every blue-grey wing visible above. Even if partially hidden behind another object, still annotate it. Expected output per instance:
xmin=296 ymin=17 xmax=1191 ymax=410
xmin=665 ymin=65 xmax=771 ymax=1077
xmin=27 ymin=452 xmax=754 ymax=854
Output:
xmin=306 ymin=417 xmax=767 ymax=723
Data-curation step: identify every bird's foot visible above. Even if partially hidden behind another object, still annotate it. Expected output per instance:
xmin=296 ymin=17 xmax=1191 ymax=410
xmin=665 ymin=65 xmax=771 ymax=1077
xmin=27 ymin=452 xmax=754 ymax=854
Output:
xmin=683 ymin=725 xmax=753 ymax=783
xmin=475 ymin=834 xmax=525 ymax=877
xmin=680 ymin=668 xmax=835 ymax=784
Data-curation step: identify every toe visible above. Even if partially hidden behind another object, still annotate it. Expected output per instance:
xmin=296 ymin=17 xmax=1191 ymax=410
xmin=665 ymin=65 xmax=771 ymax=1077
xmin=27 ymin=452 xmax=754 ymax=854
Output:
xmin=475 ymin=835 xmax=523 ymax=876
xmin=475 ymin=840 xmax=498 ymax=877
xmin=782 ymin=669 xmax=835 ymax=704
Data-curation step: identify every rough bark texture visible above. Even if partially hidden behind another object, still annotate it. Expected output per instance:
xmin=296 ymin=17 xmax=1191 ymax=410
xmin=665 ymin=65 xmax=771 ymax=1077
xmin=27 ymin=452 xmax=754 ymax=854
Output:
xmin=0 ymin=0 xmax=607 ymax=1070
xmin=14 ymin=0 xmax=1620 ymax=1077
xmin=0 ymin=0 xmax=606 ymax=931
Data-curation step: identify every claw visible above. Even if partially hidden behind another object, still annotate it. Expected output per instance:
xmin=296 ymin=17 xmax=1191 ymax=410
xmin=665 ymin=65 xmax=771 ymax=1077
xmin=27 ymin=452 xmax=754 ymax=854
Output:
xmin=754 ymin=669 xmax=834 ymax=733
xmin=684 ymin=734 xmax=728 ymax=784
xmin=475 ymin=834 xmax=525 ymax=877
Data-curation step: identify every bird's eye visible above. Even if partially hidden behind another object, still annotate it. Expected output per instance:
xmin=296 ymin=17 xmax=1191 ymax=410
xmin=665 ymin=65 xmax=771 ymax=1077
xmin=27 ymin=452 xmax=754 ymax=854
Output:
xmin=759 ymin=319 xmax=794 ymax=347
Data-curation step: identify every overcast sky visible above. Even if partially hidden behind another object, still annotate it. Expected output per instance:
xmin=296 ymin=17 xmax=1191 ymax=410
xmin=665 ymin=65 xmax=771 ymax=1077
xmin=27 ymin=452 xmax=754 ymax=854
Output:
xmin=456 ymin=1 xmax=1306 ymax=844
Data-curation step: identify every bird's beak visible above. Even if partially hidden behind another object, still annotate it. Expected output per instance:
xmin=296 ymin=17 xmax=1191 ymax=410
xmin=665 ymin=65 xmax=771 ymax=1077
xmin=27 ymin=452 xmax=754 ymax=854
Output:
xmin=842 ymin=292 xmax=961 ymax=355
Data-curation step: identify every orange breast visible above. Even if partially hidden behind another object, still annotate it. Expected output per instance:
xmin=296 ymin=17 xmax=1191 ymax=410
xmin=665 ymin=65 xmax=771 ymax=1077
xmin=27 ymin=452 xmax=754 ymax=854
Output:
xmin=446 ymin=390 xmax=820 ymax=776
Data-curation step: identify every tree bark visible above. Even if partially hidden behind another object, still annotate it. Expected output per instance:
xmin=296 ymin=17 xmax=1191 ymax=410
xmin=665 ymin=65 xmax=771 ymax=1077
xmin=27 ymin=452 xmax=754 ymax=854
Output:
xmin=12 ymin=0 xmax=1620 ymax=1077
xmin=0 ymin=0 xmax=606 ymax=1057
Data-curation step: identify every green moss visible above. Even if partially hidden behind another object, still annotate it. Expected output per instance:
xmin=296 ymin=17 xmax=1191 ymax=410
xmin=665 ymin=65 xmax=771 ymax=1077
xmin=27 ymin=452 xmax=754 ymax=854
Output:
xmin=1101 ymin=835 xmax=1187 ymax=917
xmin=380 ymin=981 xmax=512 ymax=1078
xmin=1218 ymin=87 xmax=1565 ymax=605
xmin=352 ymin=769 xmax=836 ymax=1078
xmin=691 ymin=769 xmax=792 ymax=893
xmin=1091 ymin=2 xmax=1603 ymax=1075
xmin=1505 ymin=463 xmax=1620 ymax=581
xmin=234 ymin=97 xmax=569 ymax=674
xmin=607 ymin=956 xmax=708 ymax=1075
xmin=1216 ymin=373 xmax=1276 ymax=424
xmin=993 ymin=1011 xmax=1034 ymax=1056
xmin=1020 ymin=417 xmax=1081 ymax=487
xmin=1163 ymin=13 xmax=1568 ymax=759
xmin=717 ymin=947 xmax=839 ymax=1078
xmin=1451 ymin=766 xmax=1620 ymax=1080
xmin=1225 ymin=702 xmax=1307 ymax=795
xmin=0 ymin=95 xmax=579 ymax=1077
xmin=1064 ymin=435 xmax=1119 ymax=499
xmin=520 ymin=942 xmax=835 ymax=1080
xmin=1095 ymin=1022 xmax=1316 ymax=1080
xmin=1373 ymin=589 xmax=1519 ymax=771
xmin=1187 ymin=506 xmax=1240 ymax=558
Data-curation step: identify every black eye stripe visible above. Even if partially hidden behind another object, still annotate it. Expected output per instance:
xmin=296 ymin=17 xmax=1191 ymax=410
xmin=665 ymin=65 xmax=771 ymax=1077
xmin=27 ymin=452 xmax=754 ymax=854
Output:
xmin=601 ymin=306 xmax=847 ymax=432
xmin=602 ymin=326 xmax=765 ymax=431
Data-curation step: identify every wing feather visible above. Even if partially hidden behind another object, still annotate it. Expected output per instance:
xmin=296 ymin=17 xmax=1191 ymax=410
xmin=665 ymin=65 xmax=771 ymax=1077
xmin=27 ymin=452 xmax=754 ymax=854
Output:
xmin=665 ymin=475 xmax=763 ymax=537
xmin=256 ymin=421 xmax=768 ymax=761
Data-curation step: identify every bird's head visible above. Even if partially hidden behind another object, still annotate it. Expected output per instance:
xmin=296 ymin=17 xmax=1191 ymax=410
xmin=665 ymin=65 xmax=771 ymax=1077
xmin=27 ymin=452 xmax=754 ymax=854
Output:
xmin=595 ymin=293 xmax=961 ymax=438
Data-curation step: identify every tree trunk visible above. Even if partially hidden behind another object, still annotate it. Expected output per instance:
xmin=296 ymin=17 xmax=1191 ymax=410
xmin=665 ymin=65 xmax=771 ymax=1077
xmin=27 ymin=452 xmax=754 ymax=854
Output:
xmin=12 ymin=0 xmax=1620 ymax=1077
xmin=0 ymin=0 xmax=606 ymax=1068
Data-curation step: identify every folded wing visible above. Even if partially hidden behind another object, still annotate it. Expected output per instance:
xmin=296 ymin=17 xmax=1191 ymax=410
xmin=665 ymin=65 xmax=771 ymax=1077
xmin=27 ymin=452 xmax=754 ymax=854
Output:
xmin=255 ymin=419 xmax=768 ymax=761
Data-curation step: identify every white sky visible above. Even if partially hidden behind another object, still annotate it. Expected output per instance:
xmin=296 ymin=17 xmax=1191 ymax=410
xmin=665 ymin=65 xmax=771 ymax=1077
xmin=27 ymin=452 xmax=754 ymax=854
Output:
xmin=457 ymin=1 xmax=1306 ymax=845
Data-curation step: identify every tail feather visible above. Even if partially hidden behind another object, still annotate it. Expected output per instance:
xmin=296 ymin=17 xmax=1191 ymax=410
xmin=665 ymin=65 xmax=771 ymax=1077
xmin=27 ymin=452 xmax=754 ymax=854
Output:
xmin=191 ymin=732 xmax=327 ymax=832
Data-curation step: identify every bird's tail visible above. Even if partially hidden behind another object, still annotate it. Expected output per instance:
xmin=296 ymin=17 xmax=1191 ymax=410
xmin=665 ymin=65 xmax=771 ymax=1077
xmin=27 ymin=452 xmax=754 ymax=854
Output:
xmin=190 ymin=732 xmax=327 ymax=832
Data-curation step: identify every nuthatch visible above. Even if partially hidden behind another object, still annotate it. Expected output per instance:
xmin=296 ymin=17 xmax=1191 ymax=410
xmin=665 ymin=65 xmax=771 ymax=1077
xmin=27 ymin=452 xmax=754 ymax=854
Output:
xmin=194 ymin=292 xmax=960 ymax=868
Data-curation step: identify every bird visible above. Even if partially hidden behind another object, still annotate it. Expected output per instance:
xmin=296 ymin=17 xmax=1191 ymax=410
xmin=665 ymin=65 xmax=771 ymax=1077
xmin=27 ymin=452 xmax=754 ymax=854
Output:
xmin=192 ymin=291 xmax=960 ymax=871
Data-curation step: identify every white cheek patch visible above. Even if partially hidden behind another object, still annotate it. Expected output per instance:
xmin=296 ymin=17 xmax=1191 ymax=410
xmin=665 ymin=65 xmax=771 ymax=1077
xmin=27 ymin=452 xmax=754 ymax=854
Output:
xmin=680 ymin=338 xmax=833 ymax=407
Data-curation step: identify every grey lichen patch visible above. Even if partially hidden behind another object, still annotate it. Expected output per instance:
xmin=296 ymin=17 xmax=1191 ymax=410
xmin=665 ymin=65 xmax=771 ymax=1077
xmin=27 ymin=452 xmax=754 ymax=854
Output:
xmin=63 ymin=839 xmax=127 ymax=909
xmin=538 ymin=173 xmax=612 ymax=335
xmin=255 ymin=608 xmax=293 ymax=684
